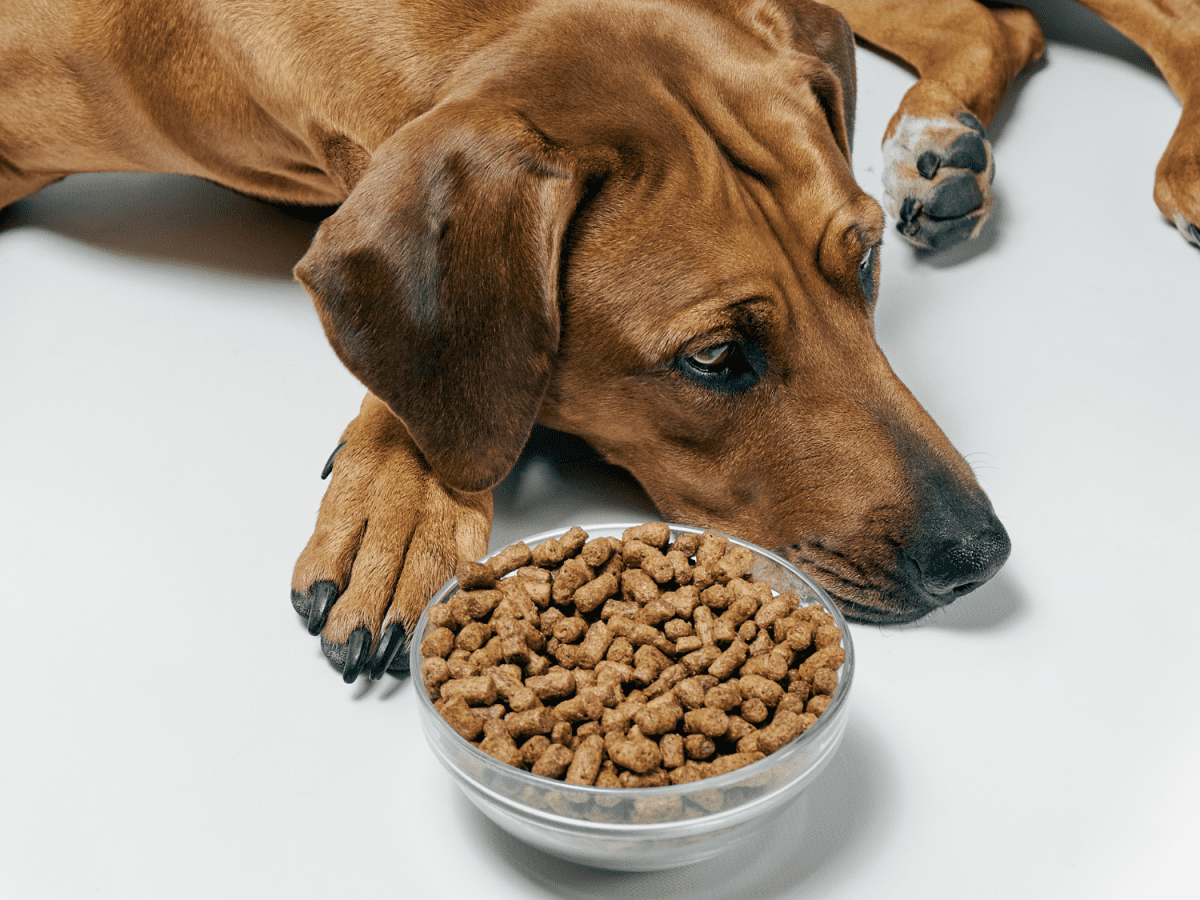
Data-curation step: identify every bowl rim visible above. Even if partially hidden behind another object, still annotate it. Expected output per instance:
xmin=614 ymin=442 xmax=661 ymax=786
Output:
xmin=410 ymin=522 xmax=855 ymax=826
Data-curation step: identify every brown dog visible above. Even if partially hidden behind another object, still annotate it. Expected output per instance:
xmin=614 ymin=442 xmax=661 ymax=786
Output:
xmin=3 ymin=0 xmax=1195 ymax=682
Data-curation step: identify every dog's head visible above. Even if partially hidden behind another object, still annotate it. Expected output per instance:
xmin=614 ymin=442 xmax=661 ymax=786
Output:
xmin=295 ymin=0 xmax=1009 ymax=624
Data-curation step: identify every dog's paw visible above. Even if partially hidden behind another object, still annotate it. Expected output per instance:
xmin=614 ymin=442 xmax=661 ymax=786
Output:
xmin=882 ymin=112 xmax=995 ymax=251
xmin=1154 ymin=108 xmax=1200 ymax=252
xmin=291 ymin=397 xmax=492 ymax=683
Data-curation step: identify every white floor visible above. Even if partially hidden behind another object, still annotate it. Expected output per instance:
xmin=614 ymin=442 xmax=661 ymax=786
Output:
xmin=3 ymin=8 xmax=1197 ymax=900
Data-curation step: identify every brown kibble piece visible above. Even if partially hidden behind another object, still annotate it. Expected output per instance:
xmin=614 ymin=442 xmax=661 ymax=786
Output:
xmin=706 ymin=751 xmax=764 ymax=776
xmin=439 ymin=675 xmax=497 ymax=707
xmin=660 ymin=732 xmax=685 ymax=769
xmin=420 ymin=626 xmax=455 ymax=659
xmin=812 ymin=667 xmax=838 ymax=697
xmin=520 ymin=734 xmax=551 ymax=765
xmin=531 ymin=742 xmax=574 ymax=778
xmin=526 ymin=667 xmax=575 ymax=701
xmin=440 ymin=696 xmax=483 ymax=741
xmin=684 ymin=707 xmax=730 ymax=738
xmin=531 ymin=537 xmax=567 ymax=567
xmin=739 ymin=672 xmax=784 ymax=707
xmin=506 ymin=706 xmax=558 ymax=740
xmin=552 ymin=557 xmax=595 ymax=604
xmin=580 ymin=537 xmax=615 ymax=568
xmin=456 ymin=561 xmax=496 ymax=590
xmin=703 ymin=682 xmax=743 ymax=712
xmin=479 ymin=720 xmax=523 ymax=767
xmin=573 ymin=573 xmax=619 ymax=614
xmin=807 ymin=694 xmax=833 ymax=717
xmin=622 ymin=522 xmax=670 ymax=548
xmin=422 ymin=657 xmax=451 ymax=697
xmin=683 ymin=734 xmax=716 ymax=760
xmin=489 ymin=542 xmax=532 ymax=577
xmin=565 ymin=734 xmax=605 ymax=785
xmin=740 ymin=698 xmax=769 ymax=724
xmin=708 ymin=638 xmax=749 ymax=680
xmin=716 ymin=545 xmax=754 ymax=582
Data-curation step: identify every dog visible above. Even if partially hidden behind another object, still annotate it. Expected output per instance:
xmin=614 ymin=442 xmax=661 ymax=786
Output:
xmin=3 ymin=0 xmax=1194 ymax=683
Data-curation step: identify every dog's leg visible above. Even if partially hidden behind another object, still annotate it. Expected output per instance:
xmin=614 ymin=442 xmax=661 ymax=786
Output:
xmin=828 ymin=0 xmax=1045 ymax=250
xmin=1071 ymin=0 xmax=1200 ymax=248
xmin=290 ymin=393 xmax=493 ymax=683
xmin=0 ymin=169 xmax=66 ymax=213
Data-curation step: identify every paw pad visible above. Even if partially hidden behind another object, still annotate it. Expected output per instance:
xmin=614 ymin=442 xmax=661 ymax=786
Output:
xmin=883 ymin=114 xmax=995 ymax=251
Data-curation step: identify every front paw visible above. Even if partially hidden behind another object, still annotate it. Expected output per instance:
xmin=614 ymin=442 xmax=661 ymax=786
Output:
xmin=291 ymin=395 xmax=492 ymax=683
xmin=882 ymin=112 xmax=995 ymax=251
xmin=1154 ymin=105 xmax=1200 ymax=251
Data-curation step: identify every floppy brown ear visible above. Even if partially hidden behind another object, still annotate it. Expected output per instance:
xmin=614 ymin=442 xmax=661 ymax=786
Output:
xmin=295 ymin=103 xmax=586 ymax=493
xmin=761 ymin=0 xmax=857 ymax=158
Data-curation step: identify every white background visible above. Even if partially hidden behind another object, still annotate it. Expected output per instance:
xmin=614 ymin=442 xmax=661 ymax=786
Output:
xmin=3 ymin=4 xmax=1197 ymax=898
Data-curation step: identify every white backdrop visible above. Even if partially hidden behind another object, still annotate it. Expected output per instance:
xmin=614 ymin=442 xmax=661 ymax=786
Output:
xmin=3 ymin=6 xmax=1196 ymax=898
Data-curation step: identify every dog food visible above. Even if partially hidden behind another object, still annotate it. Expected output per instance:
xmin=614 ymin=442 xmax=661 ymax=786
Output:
xmin=422 ymin=524 xmax=845 ymax=791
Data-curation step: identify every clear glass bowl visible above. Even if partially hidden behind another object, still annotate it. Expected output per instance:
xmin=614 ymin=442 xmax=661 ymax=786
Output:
xmin=409 ymin=523 xmax=854 ymax=871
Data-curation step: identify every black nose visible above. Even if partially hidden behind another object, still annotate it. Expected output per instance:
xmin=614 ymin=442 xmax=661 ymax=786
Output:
xmin=909 ymin=517 xmax=1011 ymax=601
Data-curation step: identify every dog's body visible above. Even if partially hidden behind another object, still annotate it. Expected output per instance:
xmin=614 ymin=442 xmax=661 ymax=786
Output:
xmin=4 ymin=0 xmax=1196 ymax=680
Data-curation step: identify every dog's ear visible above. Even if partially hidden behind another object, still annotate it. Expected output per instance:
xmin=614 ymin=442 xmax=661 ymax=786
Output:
xmin=751 ymin=0 xmax=857 ymax=158
xmin=295 ymin=104 xmax=586 ymax=493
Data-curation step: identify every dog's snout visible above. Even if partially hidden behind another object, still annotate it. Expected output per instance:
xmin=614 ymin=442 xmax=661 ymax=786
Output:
xmin=908 ymin=507 xmax=1011 ymax=604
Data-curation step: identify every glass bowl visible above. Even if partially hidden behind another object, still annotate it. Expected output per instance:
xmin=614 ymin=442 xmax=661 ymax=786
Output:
xmin=409 ymin=523 xmax=854 ymax=871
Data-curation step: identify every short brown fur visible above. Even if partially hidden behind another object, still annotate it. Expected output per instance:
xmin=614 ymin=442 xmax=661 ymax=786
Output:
xmin=4 ymin=0 xmax=1196 ymax=679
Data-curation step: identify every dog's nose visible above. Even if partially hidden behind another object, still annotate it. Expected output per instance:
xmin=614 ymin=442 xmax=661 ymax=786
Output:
xmin=908 ymin=509 xmax=1011 ymax=604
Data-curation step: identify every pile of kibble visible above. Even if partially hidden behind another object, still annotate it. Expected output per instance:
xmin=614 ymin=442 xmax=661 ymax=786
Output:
xmin=420 ymin=523 xmax=845 ymax=789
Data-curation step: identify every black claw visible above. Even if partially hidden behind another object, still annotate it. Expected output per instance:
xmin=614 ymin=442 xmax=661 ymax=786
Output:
xmin=957 ymin=112 xmax=986 ymax=136
xmin=943 ymin=132 xmax=988 ymax=174
xmin=924 ymin=172 xmax=984 ymax=219
xmin=342 ymin=627 xmax=373 ymax=684
xmin=916 ymin=150 xmax=941 ymax=179
xmin=1187 ymin=222 xmax=1200 ymax=247
xmin=306 ymin=581 xmax=339 ymax=635
xmin=321 ymin=441 xmax=347 ymax=480
xmin=368 ymin=622 xmax=409 ymax=680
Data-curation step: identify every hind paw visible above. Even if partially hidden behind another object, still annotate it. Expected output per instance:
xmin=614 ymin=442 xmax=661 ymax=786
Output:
xmin=882 ymin=112 xmax=995 ymax=251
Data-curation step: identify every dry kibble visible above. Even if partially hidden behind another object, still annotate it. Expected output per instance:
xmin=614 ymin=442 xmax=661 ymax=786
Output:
xmin=684 ymin=733 xmax=717 ymax=760
xmin=421 ymin=626 xmax=455 ymax=659
xmin=456 ymin=561 xmax=496 ymax=590
xmin=807 ymin=694 xmax=833 ymax=717
xmin=531 ymin=742 xmax=574 ymax=778
xmin=479 ymin=720 xmax=523 ymax=767
xmin=489 ymin=542 xmax=533 ymax=577
xmin=703 ymin=682 xmax=743 ymax=712
xmin=660 ymin=732 xmax=686 ymax=768
xmin=552 ymin=557 xmax=595 ymax=604
xmin=580 ymin=537 xmax=615 ymax=568
xmin=684 ymin=707 xmax=730 ymax=738
xmin=812 ymin=666 xmax=838 ymax=697
xmin=623 ymin=522 xmax=670 ymax=548
xmin=506 ymin=707 xmax=558 ymax=740
xmin=565 ymin=734 xmax=605 ymax=785
xmin=439 ymin=675 xmax=497 ymax=707
xmin=573 ymin=573 xmax=619 ymax=614
xmin=708 ymin=638 xmax=749 ymax=680
xmin=531 ymin=537 xmax=567 ymax=567
xmin=430 ymin=524 xmax=846 ymax=790
xmin=740 ymin=698 xmax=769 ymax=724
xmin=455 ymin=620 xmax=492 ymax=654
xmin=440 ymin=696 xmax=484 ymax=741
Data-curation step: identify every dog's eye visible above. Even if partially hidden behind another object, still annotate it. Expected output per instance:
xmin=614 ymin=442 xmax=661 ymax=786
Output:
xmin=678 ymin=341 xmax=765 ymax=393
xmin=858 ymin=243 xmax=879 ymax=300
xmin=689 ymin=343 xmax=733 ymax=369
